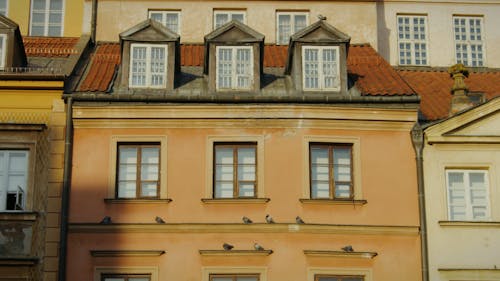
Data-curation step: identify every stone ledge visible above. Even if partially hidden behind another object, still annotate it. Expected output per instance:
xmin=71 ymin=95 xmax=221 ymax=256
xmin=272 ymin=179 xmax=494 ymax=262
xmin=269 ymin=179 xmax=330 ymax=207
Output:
xmin=201 ymin=198 xmax=270 ymax=204
xmin=299 ymin=199 xmax=367 ymax=205
xmin=199 ymin=250 xmax=273 ymax=256
xmin=104 ymin=198 xmax=172 ymax=204
xmin=90 ymin=250 xmax=166 ymax=257
xmin=304 ymin=250 xmax=377 ymax=259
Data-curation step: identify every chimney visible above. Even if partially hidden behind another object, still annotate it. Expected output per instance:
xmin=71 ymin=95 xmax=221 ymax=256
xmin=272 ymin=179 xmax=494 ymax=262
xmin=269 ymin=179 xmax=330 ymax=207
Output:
xmin=448 ymin=63 xmax=473 ymax=116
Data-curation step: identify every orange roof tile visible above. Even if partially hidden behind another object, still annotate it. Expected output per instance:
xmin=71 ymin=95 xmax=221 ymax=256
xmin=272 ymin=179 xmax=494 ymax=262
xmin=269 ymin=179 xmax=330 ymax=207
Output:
xmin=398 ymin=70 xmax=500 ymax=120
xmin=78 ymin=43 xmax=414 ymax=97
xmin=23 ymin=37 xmax=79 ymax=57
xmin=79 ymin=43 xmax=120 ymax=92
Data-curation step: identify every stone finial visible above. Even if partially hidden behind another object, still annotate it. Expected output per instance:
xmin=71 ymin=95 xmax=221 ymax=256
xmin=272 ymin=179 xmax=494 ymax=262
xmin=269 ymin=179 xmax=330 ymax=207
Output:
xmin=448 ymin=63 xmax=472 ymax=116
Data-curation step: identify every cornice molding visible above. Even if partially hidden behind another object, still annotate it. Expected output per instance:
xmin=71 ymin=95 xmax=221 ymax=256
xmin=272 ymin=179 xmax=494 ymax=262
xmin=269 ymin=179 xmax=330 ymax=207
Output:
xmin=90 ymin=250 xmax=166 ymax=257
xmin=104 ymin=198 xmax=172 ymax=204
xmin=304 ymin=250 xmax=377 ymax=259
xmin=199 ymin=250 xmax=273 ymax=256
xmin=68 ymin=223 xmax=419 ymax=236
xmin=0 ymin=257 xmax=38 ymax=266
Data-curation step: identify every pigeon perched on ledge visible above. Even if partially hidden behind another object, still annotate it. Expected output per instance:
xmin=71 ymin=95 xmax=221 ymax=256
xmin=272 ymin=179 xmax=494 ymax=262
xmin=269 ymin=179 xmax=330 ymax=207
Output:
xmin=295 ymin=216 xmax=305 ymax=224
xmin=223 ymin=243 xmax=234 ymax=251
xmin=242 ymin=216 xmax=253 ymax=224
xmin=155 ymin=216 xmax=166 ymax=224
xmin=100 ymin=216 xmax=112 ymax=224
xmin=254 ymin=242 xmax=265 ymax=251
xmin=265 ymin=214 xmax=275 ymax=223
xmin=341 ymin=245 xmax=354 ymax=252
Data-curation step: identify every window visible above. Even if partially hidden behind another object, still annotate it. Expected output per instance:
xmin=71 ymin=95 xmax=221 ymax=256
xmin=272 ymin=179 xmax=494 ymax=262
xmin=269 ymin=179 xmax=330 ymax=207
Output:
xmin=453 ymin=16 xmax=485 ymax=67
xmin=0 ymin=0 xmax=8 ymax=16
xmin=30 ymin=0 xmax=64 ymax=36
xmin=310 ymin=143 xmax=352 ymax=199
xmin=148 ymin=10 xmax=181 ymax=34
xmin=216 ymin=46 xmax=253 ymax=90
xmin=210 ymin=274 xmax=259 ymax=281
xmin=0 ymin=150 xmax=29 ymax=211
xmin=214 ymin=143 xmax=256 ymax=198
xmin=315 ymin=275 xmax=363 ymax=281
xmin=213 ymin=10 xmax=246 ymax=29
xmin=446 ymin=169 xmax=490 ymax=221
xmin=302 ymin=46 xmax=340 ymax=91
xmin=0 ymin=34 xmax=6 ymax=69
xmin=129 ymin=44 xmax=167 ymax=88
xmin=102 ymin=274 xmax=151 ymax=281
xmin=276 ymin=12 xmax=308 ymax=45
xmin=117 ymin=144 xmax=160 ymax=199
xmin=397 ymin=15 xmax=427 ymax=65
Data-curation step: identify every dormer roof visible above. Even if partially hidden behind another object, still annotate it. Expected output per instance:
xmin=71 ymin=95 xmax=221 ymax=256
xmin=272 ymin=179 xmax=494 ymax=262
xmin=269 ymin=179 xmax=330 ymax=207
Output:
xmin=119 ymin=19 xmax=180 ymax=42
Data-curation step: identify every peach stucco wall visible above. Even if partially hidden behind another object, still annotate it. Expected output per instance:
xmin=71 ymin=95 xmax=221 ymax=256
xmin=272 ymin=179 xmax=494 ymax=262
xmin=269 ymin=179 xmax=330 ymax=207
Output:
xmin=69 ymin=127 xmax=419 ymax=225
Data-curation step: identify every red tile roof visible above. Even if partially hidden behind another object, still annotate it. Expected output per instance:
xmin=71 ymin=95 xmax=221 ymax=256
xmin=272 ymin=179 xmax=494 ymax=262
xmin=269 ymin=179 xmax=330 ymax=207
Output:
xmin=23 ymin=37 xmax=79 ymax=57
xmin=78 ymin=42 xmax=414 ymax=97
xmin=398 ymin=70 xmax=500 ymax=120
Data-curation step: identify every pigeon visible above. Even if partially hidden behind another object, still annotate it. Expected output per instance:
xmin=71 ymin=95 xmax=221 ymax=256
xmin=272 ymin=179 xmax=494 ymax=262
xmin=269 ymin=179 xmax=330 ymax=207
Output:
xmin=155 ymin=216 xmax=166 ymax=224
xmin=295 ymin=216 xmax=305 ymax=224
xmin=317 ymin=14 xmax=327 ymax=21
xmin=341 ymin=245 xmax=354 ymax=252
xmin=242 ymin=216 xmax=253 ymax=224
xmin=265 ymin=214 xmax=275 ymax=223
xmin=223 ymin=243 xmax=234 ymax=251
xmin=254 ymin=242 xmax=265 ymax=251
xmin=100 ymin=216 xmax=112 ymax=224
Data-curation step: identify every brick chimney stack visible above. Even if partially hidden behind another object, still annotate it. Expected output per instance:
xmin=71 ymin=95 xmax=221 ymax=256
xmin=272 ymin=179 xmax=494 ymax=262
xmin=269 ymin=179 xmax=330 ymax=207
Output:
xmin=448 ymin=63 xmax=473 ymax=116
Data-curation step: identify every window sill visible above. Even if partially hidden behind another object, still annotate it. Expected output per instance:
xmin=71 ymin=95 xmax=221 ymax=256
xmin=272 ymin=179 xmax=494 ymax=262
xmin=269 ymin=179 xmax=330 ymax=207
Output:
xmin=303 ymin=250 xmax=377 ymax=259
xmin=0 ymin=212 xmax=37 ymax=221
xmin=439 ymin=220 xmax=500 ymax=227
xmin=199 ymin=250 xmax=273 ymax=256
xmin=90 ymin=250 xmax=166 ymax=257
xmin=299 ymin=199 xmax=367 ymax=205
xmin=104 ymin=198 xmax=172 ymax=204
xmin=201 ymin=198 xmax=270 ymax=204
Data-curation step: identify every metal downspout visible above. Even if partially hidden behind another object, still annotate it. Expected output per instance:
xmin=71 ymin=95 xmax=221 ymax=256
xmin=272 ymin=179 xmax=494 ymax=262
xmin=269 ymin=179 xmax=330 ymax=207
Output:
xmin=58 ymin=97 xmax=73 ymax=281
xmin=411 ymin=122 xmax=429 ymax=281
xmin=91 ymin=0 xmax=97 ymax=43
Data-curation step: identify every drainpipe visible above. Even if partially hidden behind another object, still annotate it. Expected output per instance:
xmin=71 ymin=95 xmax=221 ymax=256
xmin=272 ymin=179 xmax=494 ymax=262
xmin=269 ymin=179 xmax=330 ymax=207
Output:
xmin=411 ymin=122 xmax=429 ymax=281
xmin=58 ymin=96 xmax=73 ymax=281
xmin=91 ymin=0 xmax=98 ymax=43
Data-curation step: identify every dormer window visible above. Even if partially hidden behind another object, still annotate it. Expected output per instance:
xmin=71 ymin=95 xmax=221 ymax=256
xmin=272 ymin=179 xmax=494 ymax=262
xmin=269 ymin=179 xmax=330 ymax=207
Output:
xmin=216 ymin=46 xmax=253 ymax=90
xmin=302 ymin=46 xmax=339 ymax=91
xmin=285 ymin=20 xmax=350 ymax=94
xmin=204 ymin=20 xmax=263 ymax=92
xmin=118 ymin=19 xmax=180 ymax=91
xmin=129 ymin=43 xmax=168 ymax=88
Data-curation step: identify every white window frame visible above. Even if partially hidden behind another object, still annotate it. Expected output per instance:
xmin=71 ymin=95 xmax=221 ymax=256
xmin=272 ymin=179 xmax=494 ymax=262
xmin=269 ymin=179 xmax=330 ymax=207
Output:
xmin=213 ymin=10 xmax=246 ymax=29
xmin=0 ymin=150 xmax=29 ymax=211
xmin=30 ymin=0 xmax=65 ymax=36
xmin=0 ymin=34 xmax=7 ymax=69
xmin=302 ymin=45 xmax=340 ymax=91
xmin=0 ymin=0 xmax=8 ymax=17
xmin=453 ymin=16 xmax=485 ymax=67
xmin=148 ymin=10 xmax=181 ymax=34
xmin=129 ymin=43 xmax=168 ymax=89
xmin=276 ymin=11 xmax=309 ymax=45
xmin=446 ymin=169 xmax=490 ymax=221
xmin=215 ymin=46 xmax=253 ymax=90
xmin=396 ymin=15 xmax=428 ymax=66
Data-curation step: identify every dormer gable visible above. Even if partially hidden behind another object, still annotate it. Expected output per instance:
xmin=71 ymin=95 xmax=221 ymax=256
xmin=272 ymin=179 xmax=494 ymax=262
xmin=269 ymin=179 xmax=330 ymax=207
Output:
xmin=0 ymin=15 xmax=27 ymax=70
xmin=117 ymin=19 xmax=180 ymax=91
xmin=203 ymin=20 xmax=264 ymax=92
xmin=285 ymin=20 xmax=350 ymax=94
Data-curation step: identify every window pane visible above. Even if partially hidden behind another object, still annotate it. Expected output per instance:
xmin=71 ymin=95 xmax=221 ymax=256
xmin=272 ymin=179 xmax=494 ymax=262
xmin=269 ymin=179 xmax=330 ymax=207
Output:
xmin=278 ymin=14 xmax=291 ymax=44
xmin=238 ymin=182 xmax=255 ymax=197
xmin=215 ymin=13 xmax=228 ymax=28
xmin=216 ymin=147 xmax=233 ymax=164
xmin=140 ymin=182 xmax=158 ymax=197
xmin=118 ymin=182 xmax=137 ymax=198
xmin=131 ymin=46 xmax=147 ymax=86
xmin=165 ymin=13 xmax=179 ymax=33
xmin=322 ymin=48 xmax=338 ymax=88
xmin=141 ymin=164 xmax=158 ymax=181
xmin=33 ymin=0 xmax=46 ymax=10
xmin=238 ymin=165 xmax=255 ymax=181
xmin=150 ymin=12 xmax=163 ymax=22
xmin=215 ymin=182 xmax=234 ymax=198
xmin=294 ymin=14 xmax=307 ymax=31
xmin=50 ymin=0 xmax=63 ymax=10
xmin=217 ymin=48 xmax=232 ymax=88
xmin=236 ymin=48 xmax=251 ymax=88
xmin=231 ymin=13 xmax=244 ymax=23
xmin=312 ymin=182 xmax=330 ymax=198
xmin=150 ymin=47 xmax=166 ymax=86
xmin=304 ymin=48 xmax=319 ymax=89
xmin=215 ymin=165 xmax=233 ymax=181
xmin=119 ymin=164 xmax=136 ymax=181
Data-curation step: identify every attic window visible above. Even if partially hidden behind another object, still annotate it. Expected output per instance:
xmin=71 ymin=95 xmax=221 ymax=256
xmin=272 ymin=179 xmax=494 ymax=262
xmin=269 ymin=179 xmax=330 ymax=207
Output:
xmin=216 ymin=46 xmax=253 ymax=90
xmin=0 ymin=34 xmax=5 ymax=68
xmin=129 ymin=43 xmax=168 ymax=88
xmin=213 ymin=10 xmax=246 ymax=29
xmin=302 ymin=46 xmax=340 ymax=91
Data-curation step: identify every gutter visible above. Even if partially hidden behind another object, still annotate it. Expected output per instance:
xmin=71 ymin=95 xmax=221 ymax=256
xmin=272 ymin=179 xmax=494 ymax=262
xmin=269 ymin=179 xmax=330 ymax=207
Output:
xmin=411 ymin=122 xmax=429 ymax=281
xmin=58 ymin=97 xmax=73 ymax=281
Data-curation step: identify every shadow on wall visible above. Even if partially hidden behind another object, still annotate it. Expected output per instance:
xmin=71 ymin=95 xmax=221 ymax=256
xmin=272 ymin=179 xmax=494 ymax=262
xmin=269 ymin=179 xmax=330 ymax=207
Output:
xmin=376 ymin=1 xmax=391 ymax=62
